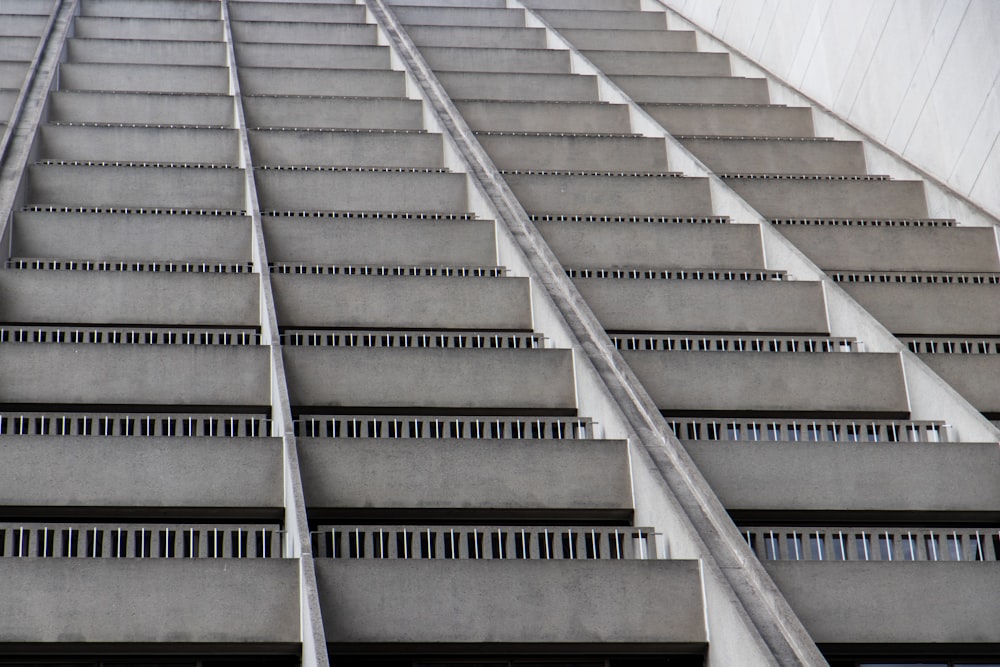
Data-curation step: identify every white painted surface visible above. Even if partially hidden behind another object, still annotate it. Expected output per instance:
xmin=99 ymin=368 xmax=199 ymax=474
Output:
xmin=660 ymin=0 xmax=1000 ymax=220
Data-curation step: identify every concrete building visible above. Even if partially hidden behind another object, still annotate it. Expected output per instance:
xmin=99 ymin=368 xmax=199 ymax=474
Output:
xmin=0 ymin=0 xmax=997 ymax=666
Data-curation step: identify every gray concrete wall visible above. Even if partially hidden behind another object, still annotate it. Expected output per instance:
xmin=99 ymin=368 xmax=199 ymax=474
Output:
xmin=283 ymin=347 xmax=576 ymax=411
xmin=776 ymin=225 xmax=1000 ymax=273
xmin=725 ymin=178 xmax=929 ymax=219
xmin=0 ymin=345 xmax=270 ymax=406
xmin=0 ymin=559 xmax=299 ymax=643
xmin=624 ymin=351 xmax=909 ymax=415
xmin=318 ymin=559 xmax=706 ymax=644
xmin=537 ymin=8 xmax=667 ymax=31
xmin=455 ymin=100 xmax=631 ymax=133
xmin=477 ymin=134 xmax=668 ymax=172
xmin=67 ymin=38 xmax=228 ymax=66
xmin=584 ymin=50 xmax=730 ymax=77
xmin=12 ymin=212 xmax=252 ymax=263
xmin=505 ymin=173 xmax=712 ymax=216
xmin=271 ymin=274 xmax=532 ymax=330
xmin=436 ymin=71 xmax=599 ymax=103
xmin=558 ymin=27 xmax=694 ymax=52
xmin=27 ymin=164 xmax=245 ymax=209
xmin=299 ymin=437 xmax=632 ymax=512
xmin=0 ymin=36 xmax=37 ymax=60
xmin=235 ymin=43 xmax=390 ymax=70
xmin=393 ymin=5 xmax=524 ymax=27
xmin=841 ymin=283 xmax=1000 ymax=336
xmin=0 ymin=15 xmax=48 ymax=36
xmin=0 ymin=271 xmax=259 ymax=326
xmin=765 ymin=562 xmax=1000 ymax=643
xmin=48 ymin=91 xmax=235 ymax=126
xmin=615 ymin=74 xmax=769 ymax=104
xmin=261 ymin=216 xmax=496 ymax=266
xmin=420 ymin=46 xmax=570 ymax=74
xmin=681 ymin=138 xmax=867 ymax=176
xmin=0 ymin=436 xmax=283 ymax=509
xmin=921 ymin=355 xmax=1000 ymax=415
xmin=237 ymin=68 xmax=405 ymax=98
xmin=229 ymin=1 xmax=364 ymax=22
xmin=249 ymin=130 xmax=444 ymax=168
xmin=255 ymin=170 xmax=466 ymax=213
xmin=536 ymin=219 xmax=764 ymax=269
xmin=231 ymin=21 xmax=376 ymax=46
xmin=645 ymin=102 xmax=814 ymax=138
xmin=39 ymin=125 xmax=240 ymax=164
xmin=405 ymin=25 xmax=546 ymax=49
xmin=72 ymin=17 xmax=224 ymax=41
xmin=81 ymin=0 xmax=221 ymax=19
xmin=59 ymin=63 xmax=230 ymax=94
xmin=686 ymin=441 xmax=1000 ymax=514
xmin=575 ymin=280 xmax=827 ymax=333
xmin=243 ymin=97 xmax=423 ymax=131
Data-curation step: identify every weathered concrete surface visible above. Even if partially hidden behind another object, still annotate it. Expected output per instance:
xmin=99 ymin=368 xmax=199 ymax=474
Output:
xmin=255 ymin=170 xmax=466 ymax=212
xmin=536 ymin=219 xmax=764 ymax=269
xmin=0 ymin=36 xmax=37 ymax=60
xmin=249 ymin=130 xmax=444 ymax=168
xmin=559 ymin=27 xmax=696 ymax=52
xmin=235 ymin=43 xmax=390 ymax=69
xmin=271 ymin=274 xmax=532 ymax=330
xmin=283 ymin=347 xmax=575 ymax=411
xmin=0 ymin=436 xmax=282 ymax=509
xmin=0 ymin=560 xmax=299 ymax=643
xmin=523 ymin=0 xmax=639 ymax=8
xmin=614 ymin=74 xmax=770 ymax=105
xmin=0 ymin=345 xmax=270 ymax=406
xmin=82 ymin=0 xmax=221 ymax=19
xmin=537 ymin=8 xmax=667 ymax=30
xmin=229 ymin=1 xmax=364 ymax=22
xmin=0 ymin=61 xmax=28 ymax=88
xmin=686 ymin=441 xmax=1000 ymax=513
xmin=584 ymin=49 xmax=731 ymax=76
xmin=1 ymin=14 xmax=64 ymax=36
xmin=437 ymin=71 xmax=599 ymax=103
xmin=776 ymin=225 xmax=1000 ymax=272
xmin=921 ymin=355 xmax=1000 ymax=415
xmin=420 ymin=46 xmax=570 ymax=74
xmin=231 ymin=21 xmax=376 ymax=46
xmin=478 ymin=133 xmax=668 ymax=171
xmin=318 ymin=559 xmax=706 ymax=644
xmin=67 ymin=38 xmax=228 ymax=66
xmin=505 ymin=173 xmax=712 ymax=216
xmin=12 ymin=212 xmax=251 ymax=263
xmin=576 ymin=279 xmax=827 ymax=333
xmin=724 ymin=178 xmax=929 ymax=219
xmin=72 ymin=17 xmax=223 ymax=41
xmin=840 ymin=283 xmax=1000 ymax=336
xmin=27 ymin=164 xmax=245 ymax=209
xmin=0 ymin=271 xmax=259 ymax=326
xmin=644 ymin=102 xmax=815 ymax=137
xmin=262 ymin=216 xmax=496 ymax=266
xmin=299 ymin=437 xmax=631 ymax=512
xmin=406 ymin=25 xmax=547 ymax=49
xmin=238 ymin=67 xmax=405 ymax=98
xmin=623 ymin=351 xmax=909 ymax=415
xmin=393 ymin=5 xmax=524 ymax=27
xmin=48 ymin=91 xmax=234 ymax=126
xmin=681 ymin=138 xmax=867 ymax=176
xmin=457 ymin=100 xmax=631 ymax=133
xmin=243 ymin=96 xmax=423 ymax=130
xmin=39 ymin=125 xmax=239 ymax=164
xmin=765 ymin=562 xmax=1000 ymax=643
xmin=59 ymin=63 xmax=230 ymax=94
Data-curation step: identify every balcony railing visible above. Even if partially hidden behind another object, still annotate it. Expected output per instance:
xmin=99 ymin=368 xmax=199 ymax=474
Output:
xmin=281 ymin=329 xmax=544 ymax=349
xmin=906 ymin=336 xmax=1000 ymax=354
xmin=0 ymin=411 xmax=271 ymax=437
xmin=612 ymin=334 xmax=858 ymax=353
xmin=668 ymin=417 xmax=950 ymax=443
xmin=0 ymin=326 xmax=260 ymax=345
xmin=270 ymin=262 xmax=503 ymax=277
xmin=0 ymin=523 xmax=283 ymax=558
xmin=743 ymin=526 xmax=1000 ymax=563
xmin=295 ymin=414 xmax=596 ymax=440
xmin=832 ymin=271 xmax=1000 ymax=285
xmin=567 ymin=267 xmax=785 ymax=281
xmin=7 ymin=258 xmax=253 ymax=273
xmin=313 ymin=525 xmax=657 ymax=560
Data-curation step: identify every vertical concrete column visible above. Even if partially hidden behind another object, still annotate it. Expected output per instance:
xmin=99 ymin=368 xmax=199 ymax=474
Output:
xmin=513 ymin=0 xmax=1000 ymax=445
xmin=362 ymin=1 xmax=826 ymax=664
xmin=219 ymin=3 xmax=328 ymax=665
xmin=0 ymin=0 xmax=77 ymax=258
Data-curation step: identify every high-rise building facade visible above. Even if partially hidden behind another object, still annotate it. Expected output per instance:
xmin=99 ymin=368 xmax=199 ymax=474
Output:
xmin=0 ymin=0 xmax=997 ymax=666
